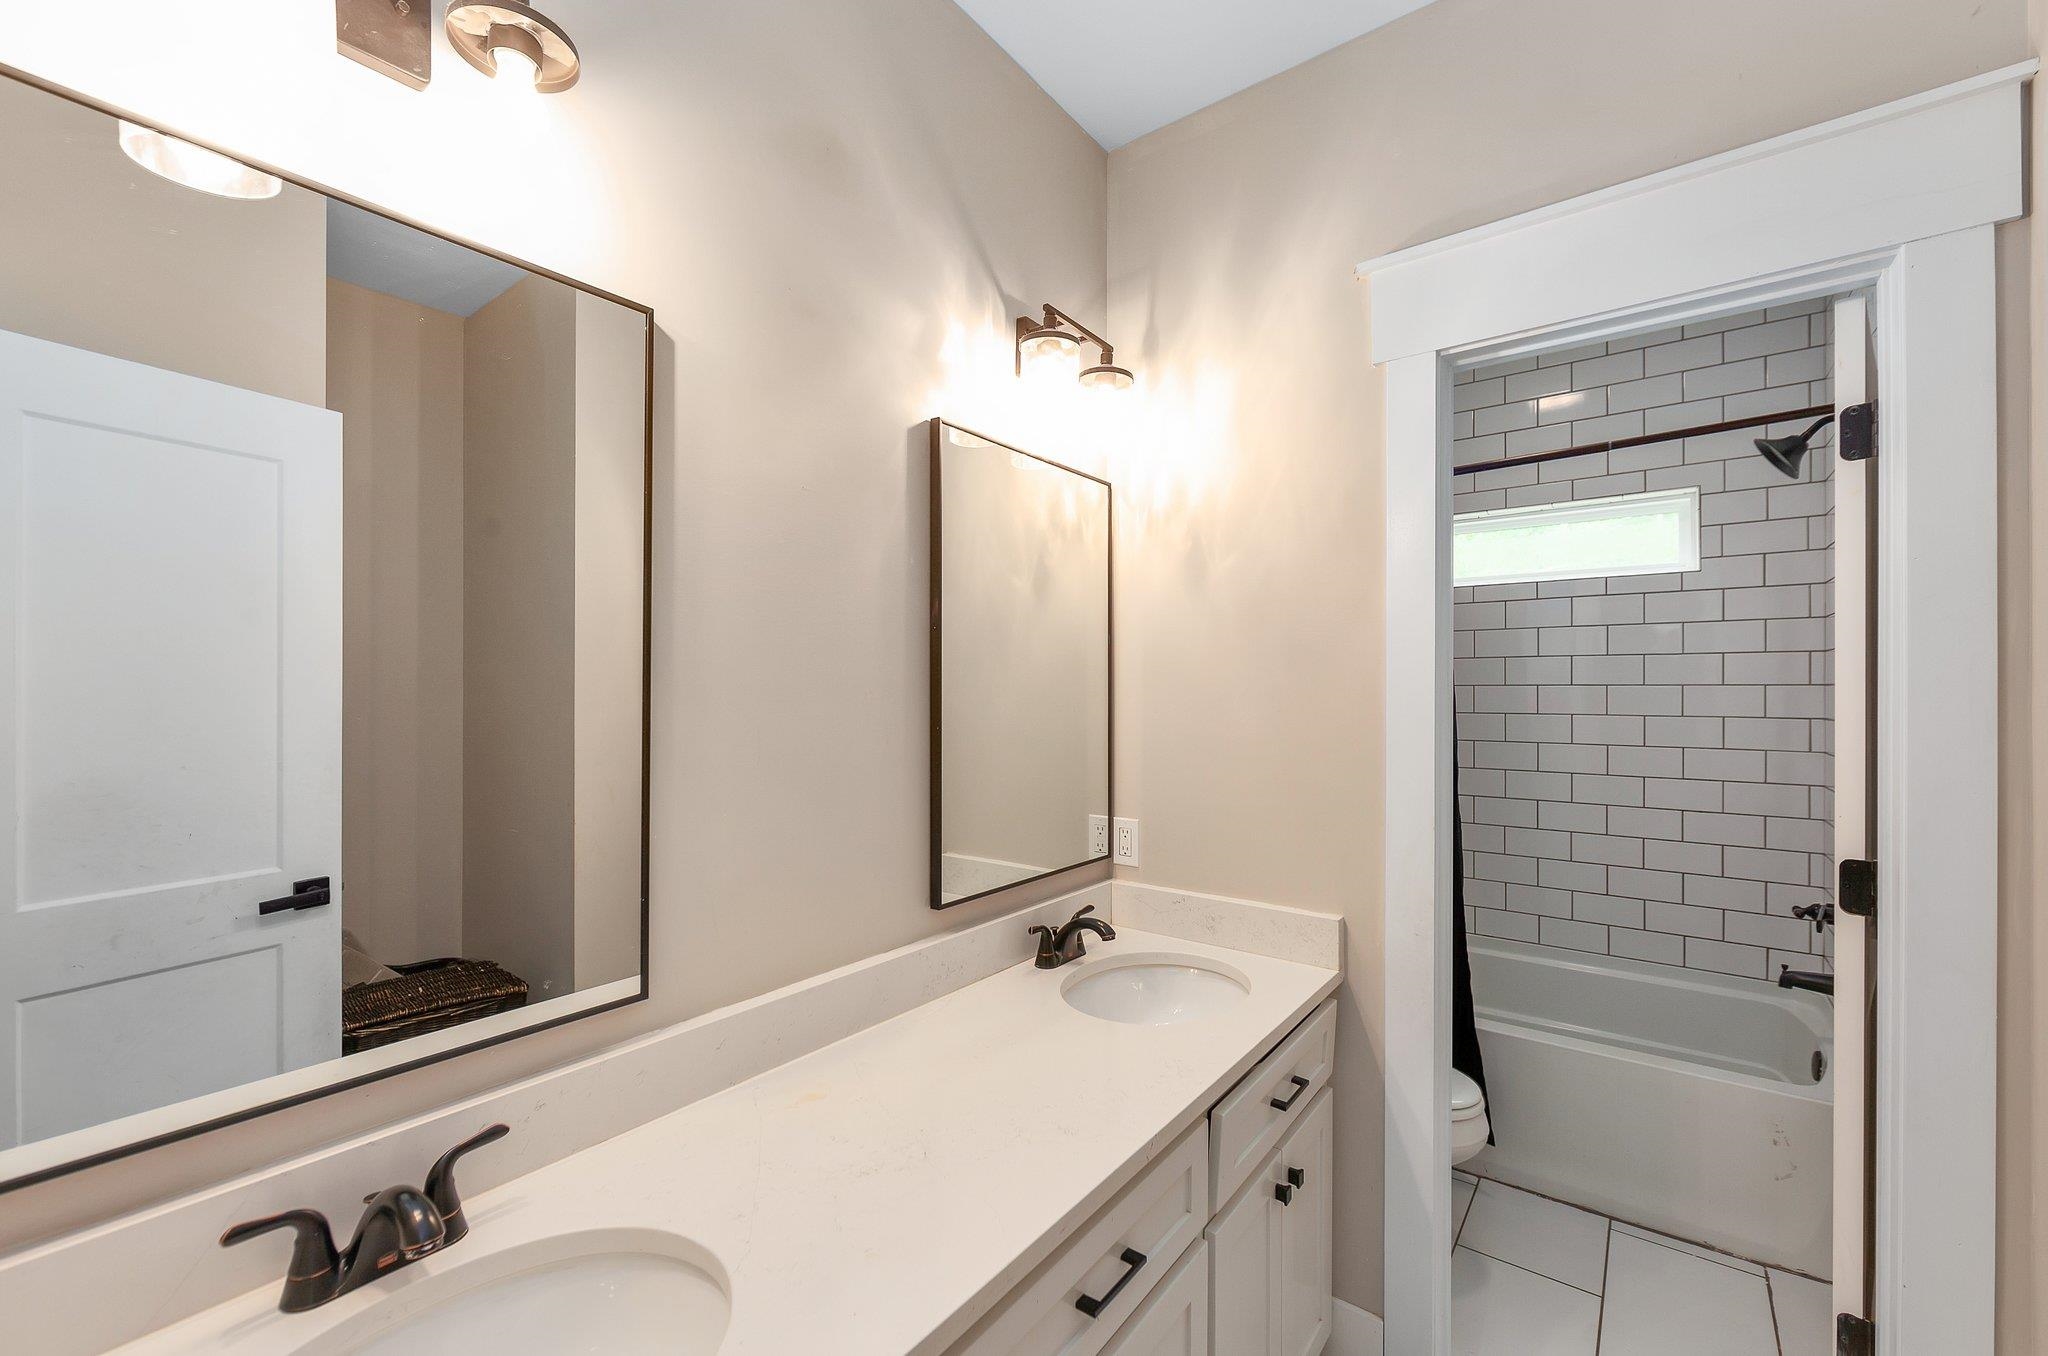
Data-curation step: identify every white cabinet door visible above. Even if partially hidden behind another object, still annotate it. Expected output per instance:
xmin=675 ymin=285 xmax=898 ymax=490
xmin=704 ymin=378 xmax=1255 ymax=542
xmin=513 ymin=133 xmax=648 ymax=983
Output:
xmin=1273 ymin=1088 xmax=1334 ymax=1356
xmin=1101 ymin=1241 xmax=1210 ymax=1356
xmin=1206 ymin=1087 xmax=1334 ymax=1356
xmin=0 ymin=329 xmax=343 ymax=1149
xmin=1207 ymin=1146 xmax=1273 ymax=1356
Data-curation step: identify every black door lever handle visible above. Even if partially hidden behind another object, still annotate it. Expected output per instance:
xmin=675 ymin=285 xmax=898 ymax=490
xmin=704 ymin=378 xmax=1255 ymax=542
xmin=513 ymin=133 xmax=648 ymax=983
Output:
xmin=259 ymin=877 xmax=332 ymax=915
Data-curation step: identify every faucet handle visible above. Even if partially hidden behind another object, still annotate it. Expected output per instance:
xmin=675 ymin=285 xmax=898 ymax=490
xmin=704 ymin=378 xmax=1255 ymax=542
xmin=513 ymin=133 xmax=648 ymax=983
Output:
xmin=1028 ymin=924 xmax=1060 ymax=968
xmin=1067 ymin=904 xmax=1097 ymax=923
xmin=220 ymin=1209 xmax=340 ymax=1311
xmin=423 ymin=1123 xmax=509 ymax=1246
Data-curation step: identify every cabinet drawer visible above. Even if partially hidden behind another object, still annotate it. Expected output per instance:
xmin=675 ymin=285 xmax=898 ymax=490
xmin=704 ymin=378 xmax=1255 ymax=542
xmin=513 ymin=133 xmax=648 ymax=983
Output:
xmin=952 ymin=1119 xmax=1210 ymax=1356
xmin=1099 ymin=1240 xmax=1210 ymax=1356
xmin=1209 ymin=999 xmax=1335 ymax=1206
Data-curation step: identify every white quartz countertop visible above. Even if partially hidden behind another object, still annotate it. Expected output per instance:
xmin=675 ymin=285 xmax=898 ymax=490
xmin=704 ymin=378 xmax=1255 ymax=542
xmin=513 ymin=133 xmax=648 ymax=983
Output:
xmin=120 ymin=930 xmax=1339 ymax=1355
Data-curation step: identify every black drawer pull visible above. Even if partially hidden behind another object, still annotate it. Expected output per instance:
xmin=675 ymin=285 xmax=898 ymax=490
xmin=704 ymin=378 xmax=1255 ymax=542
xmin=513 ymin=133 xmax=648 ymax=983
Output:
xmin=1275 ymin=1182 xmax=1295 ymax=1206
xmin=258 ymin=877 xmax=331 ymax=916
xmin=1286 ymin=1166 xmax=1306 ymax=1188
xmin=1269 ymin=1074 xmax=1311 ymax=1112
xmin=1074 ymin=1247 xmax=1147 ymax=1318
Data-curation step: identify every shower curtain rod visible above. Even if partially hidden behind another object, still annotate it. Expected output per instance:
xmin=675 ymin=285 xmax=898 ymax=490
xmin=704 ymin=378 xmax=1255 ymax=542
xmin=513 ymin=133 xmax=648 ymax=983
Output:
xmin=1452 ymin=403 xmax=1833 ymax=477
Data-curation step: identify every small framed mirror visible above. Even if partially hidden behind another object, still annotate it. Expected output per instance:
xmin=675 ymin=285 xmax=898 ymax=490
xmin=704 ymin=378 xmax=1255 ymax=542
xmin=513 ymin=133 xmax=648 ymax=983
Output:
xmin=0 ymin=67 xmax=651 ymax=1191
xmin=929 ymin=420 xmax=1112 ymax=908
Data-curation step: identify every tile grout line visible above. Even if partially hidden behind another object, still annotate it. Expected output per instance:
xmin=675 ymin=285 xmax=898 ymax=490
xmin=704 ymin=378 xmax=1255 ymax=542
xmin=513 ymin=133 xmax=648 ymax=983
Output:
xmin=1463 ymin=1170 xmax=1785 ymax=1277
xmin=1764 ymin=1268 xmax=1786 ymax=1356
xmin=1594 ymin=1218 xmax=1612 ymax=1355
xmin=1455 ymin=1239 xmax=1605 ymax=1300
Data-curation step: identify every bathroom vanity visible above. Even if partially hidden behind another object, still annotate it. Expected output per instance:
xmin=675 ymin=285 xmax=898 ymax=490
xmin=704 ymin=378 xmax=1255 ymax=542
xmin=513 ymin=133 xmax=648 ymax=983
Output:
xmin=92 ymin=919 xmax=1339 ymax=1355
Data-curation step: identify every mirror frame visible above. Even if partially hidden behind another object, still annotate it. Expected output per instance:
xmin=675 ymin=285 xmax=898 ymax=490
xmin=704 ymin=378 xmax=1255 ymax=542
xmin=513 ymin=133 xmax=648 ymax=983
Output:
xmin=0 ymin=62 xmax=655 ymax=1194
xmin=927 ymin=418 xmax=1113 ymax=910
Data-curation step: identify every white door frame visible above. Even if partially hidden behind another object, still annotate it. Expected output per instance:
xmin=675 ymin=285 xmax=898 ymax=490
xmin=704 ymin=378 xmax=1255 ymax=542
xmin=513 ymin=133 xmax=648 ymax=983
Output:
xmin=1360 ymin=61 xmax=2032 ymax=1355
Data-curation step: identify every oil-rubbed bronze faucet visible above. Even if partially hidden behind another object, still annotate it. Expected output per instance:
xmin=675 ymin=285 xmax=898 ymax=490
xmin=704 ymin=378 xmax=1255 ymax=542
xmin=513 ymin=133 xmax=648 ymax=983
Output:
xmin=220 ymin=1123 xmax=508 ymax=1312
xmin=1029 ymin=904 xmax=1116 ymax=969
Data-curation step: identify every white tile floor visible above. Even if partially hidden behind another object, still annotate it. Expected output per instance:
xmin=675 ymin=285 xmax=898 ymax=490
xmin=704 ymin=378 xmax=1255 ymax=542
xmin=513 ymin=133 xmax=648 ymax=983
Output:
xmin=1451 ymin=1173 xmax=1830 ymax=1356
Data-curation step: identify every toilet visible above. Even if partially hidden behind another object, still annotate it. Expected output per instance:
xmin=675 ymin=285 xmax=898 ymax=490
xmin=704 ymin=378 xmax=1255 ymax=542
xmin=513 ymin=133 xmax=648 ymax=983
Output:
xmin=1451 ymin=1069 xmax=1489 ymax=1165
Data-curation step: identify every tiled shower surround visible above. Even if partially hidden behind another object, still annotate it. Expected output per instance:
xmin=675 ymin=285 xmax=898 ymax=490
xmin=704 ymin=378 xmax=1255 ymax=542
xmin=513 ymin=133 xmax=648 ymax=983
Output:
xmin=1452 ymin=303 xmax=1836 ymax=984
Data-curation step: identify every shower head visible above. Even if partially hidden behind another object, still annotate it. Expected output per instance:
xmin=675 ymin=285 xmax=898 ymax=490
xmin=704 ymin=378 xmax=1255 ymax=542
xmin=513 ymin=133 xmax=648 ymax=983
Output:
xmin=1753 ymin=416 xmax=1835 ymax=480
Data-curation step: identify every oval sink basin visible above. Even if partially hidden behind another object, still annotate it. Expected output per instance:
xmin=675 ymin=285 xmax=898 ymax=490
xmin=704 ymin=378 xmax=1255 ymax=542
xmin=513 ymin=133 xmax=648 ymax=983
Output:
xmin=300 ymin=1230 xmax=729 ymax=1356
xmin=1062 ymin=953 xmax=1249 ymax=1025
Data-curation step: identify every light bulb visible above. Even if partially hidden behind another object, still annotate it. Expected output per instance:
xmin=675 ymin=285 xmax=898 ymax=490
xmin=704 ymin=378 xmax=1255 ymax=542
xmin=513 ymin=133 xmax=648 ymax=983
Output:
xmin=117 ymin=122 xmax=282 ymax=200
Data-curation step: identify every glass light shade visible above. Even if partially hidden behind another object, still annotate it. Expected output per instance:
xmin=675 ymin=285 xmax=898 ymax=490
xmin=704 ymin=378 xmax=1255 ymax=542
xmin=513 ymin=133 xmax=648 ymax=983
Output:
xmin=491 ymin=39 xmax=542 ymax=86
xmin=117 ymin=123 xmax=282 ymax=201
xmin=1019 ymin=329 xmax=1081 ymax=374
xmin=1080 ymin=364 xmax=1135 ymax=392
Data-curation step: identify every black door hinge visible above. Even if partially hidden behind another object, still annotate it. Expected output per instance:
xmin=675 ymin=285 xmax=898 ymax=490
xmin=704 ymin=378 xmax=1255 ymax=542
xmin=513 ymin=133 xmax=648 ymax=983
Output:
xmin=1838 ymin=1312 xmax=1875 ymax=1356
xmin=1838 ymin=859 xmax=1876 ymax=919
xmin=1839 ymin=402 xmax=1876 ymax=461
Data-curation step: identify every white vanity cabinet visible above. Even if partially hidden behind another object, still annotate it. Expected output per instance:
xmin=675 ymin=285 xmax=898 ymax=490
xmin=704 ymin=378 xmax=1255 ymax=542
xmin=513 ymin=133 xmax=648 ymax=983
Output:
xmin=953 ymin=997 xmax=1336 ymax=1356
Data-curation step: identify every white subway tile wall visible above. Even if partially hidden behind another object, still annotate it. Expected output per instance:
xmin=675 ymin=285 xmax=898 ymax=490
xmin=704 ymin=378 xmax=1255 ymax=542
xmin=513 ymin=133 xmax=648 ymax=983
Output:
xmin=1453 ymin=303 xmax=1837 ymax=984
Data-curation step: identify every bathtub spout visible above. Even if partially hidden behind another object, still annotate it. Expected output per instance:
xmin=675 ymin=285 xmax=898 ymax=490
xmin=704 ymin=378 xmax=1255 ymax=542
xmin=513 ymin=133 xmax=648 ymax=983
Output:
xmin=1777 ymin=966 xmax=1834 ymax=996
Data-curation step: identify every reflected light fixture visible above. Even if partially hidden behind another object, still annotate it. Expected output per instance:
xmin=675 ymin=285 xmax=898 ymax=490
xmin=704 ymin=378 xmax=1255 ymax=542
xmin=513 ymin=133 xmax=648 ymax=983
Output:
xmin=446 ymin=1 xmax=581 ymax=92
xmin=117 ymin=122 xmax=282 ymax=200
xmin=1016 ymin=303 xmax=1133 ymax=392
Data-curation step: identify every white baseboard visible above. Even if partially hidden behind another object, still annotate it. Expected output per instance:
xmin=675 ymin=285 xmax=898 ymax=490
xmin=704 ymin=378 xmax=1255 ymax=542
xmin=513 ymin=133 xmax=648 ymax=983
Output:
xmin=1330 ymin=1297 xmax=1385 ymax=1355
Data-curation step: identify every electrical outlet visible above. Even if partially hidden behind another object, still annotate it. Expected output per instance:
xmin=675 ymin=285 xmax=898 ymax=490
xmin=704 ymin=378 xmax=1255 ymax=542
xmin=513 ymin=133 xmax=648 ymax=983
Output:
xmin=1088 ymin=815 xmax=1110 ymax=859
xmin=1113 ymin=817 xmax=1141 ymax=867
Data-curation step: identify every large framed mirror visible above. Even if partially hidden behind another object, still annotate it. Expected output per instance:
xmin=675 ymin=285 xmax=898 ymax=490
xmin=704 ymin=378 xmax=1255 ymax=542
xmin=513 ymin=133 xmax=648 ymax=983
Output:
xmin=0 ymin=67 xmax=652 ymax=1191
xmin=929 ymin=420 xmax=1111 ymax=908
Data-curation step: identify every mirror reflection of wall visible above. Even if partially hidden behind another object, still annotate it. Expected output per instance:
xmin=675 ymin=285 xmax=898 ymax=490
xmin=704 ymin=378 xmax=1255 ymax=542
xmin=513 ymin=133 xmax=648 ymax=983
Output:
xmin=932 ymin=422 xmax=1110 ymax=907
xmin=0 ymin=72 xmax=649 ymax=1177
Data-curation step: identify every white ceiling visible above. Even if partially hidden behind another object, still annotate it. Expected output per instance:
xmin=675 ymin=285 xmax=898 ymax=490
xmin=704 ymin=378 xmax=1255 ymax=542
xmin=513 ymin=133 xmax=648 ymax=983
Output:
xmin=326 ymin=198 xmax=526 ymax=318
xmin=952 ymin=0 xmax=1436 ymax=150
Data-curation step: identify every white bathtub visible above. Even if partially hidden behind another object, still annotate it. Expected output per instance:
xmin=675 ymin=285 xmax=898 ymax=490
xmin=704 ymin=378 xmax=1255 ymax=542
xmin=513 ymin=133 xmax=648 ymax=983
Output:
xmin=1466 ymin=937 xmax=1833 ymax=1276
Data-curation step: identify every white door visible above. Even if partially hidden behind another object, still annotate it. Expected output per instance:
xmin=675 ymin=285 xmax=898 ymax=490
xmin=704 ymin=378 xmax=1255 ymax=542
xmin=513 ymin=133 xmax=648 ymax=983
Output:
xmin=1101 ymin=1242 xmax=1211 ymax=1356
xmin=0 ymin=329 xmax=343 ymax=1150
xmin=1830 ymin=293 xmax=1876 ymax=1327
xmin=1272 ymin=1090 xmax=1333 ymax=1356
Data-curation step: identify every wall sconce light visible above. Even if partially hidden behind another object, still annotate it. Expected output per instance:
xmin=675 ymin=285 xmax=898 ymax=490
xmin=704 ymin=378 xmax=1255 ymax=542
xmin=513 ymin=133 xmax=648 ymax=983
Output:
xmin=446 ymin=1 xmax=582 ymax=92
xmin=117 ymin=122 xmax=283 ymax=200
xmin=1016 ymin=304 xmax=1133 ymax=391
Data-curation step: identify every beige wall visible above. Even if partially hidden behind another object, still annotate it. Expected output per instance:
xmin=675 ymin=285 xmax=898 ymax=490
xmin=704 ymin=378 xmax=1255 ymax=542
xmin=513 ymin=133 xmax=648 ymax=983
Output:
xmin=1103 ymin=0 xmax=2033 ymax=1329
xmin=463 ymin=274 xmax=580 ymax=1000
xmin=328 ymin=278 xmax=468 ymax=966
xmin=2003 ymin=1 xmax=2048 ymax=1346
xmin=0 ymin=0 xmax=1106 ymax=1250
xmin=573 ymin=290 xmax=651 ymax=990
xmin=0 ymin=76 xmax=324 ymax=406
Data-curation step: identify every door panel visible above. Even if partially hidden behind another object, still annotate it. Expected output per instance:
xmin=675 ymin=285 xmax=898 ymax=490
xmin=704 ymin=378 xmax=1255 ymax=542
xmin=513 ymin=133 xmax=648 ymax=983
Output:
xmin=0 ymin=329 xmax=342 ymax=1150
xmin=1206 ymin=1156 xmax=1272 ymax=1356
xmin=1830 ymin=292 xmax=1876 ymax=1320
xmin=1274 ymin=1090 xmax=1333 ymax=1356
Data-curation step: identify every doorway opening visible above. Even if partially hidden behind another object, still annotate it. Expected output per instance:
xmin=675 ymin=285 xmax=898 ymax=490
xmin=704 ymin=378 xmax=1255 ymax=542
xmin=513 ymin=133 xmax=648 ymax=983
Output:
xmin=1441 ymin=297 xmax=1862 ymax=1354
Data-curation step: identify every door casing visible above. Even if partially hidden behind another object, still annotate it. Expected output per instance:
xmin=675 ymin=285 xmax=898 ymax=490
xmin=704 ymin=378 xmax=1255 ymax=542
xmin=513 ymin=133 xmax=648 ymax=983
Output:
xmin=1363 ymin=62 xmax=2026 ymax=1355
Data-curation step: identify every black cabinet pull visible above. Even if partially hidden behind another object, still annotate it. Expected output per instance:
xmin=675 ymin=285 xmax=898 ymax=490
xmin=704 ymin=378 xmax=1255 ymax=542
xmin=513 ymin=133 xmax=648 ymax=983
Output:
xmin=258 ymin=877 xmax=331 ymax=916
xmin=1286 ymin=1166 xmax=1306 ymax=1188
xmin=1074 ymin=1247 xmax=1147 ymax=1318
xmin=1275 ymin=1182 xmax=1295 ymax=1206
xmin=1269 ymin=1074 xmax=1311 ymax=1112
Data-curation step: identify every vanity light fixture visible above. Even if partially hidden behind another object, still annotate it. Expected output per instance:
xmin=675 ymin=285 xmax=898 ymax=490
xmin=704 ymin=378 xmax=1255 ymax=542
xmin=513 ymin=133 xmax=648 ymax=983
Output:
xmin=117 ymin=123 xmax=283 ymax=200
xmin=446 ymin=1 xmax=581 ymax=92
xmin=1015 ymin=304 xmax=1133 ymax=391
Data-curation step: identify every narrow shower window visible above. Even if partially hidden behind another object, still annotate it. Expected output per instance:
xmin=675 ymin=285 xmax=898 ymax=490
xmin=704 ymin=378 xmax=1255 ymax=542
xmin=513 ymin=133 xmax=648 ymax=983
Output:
xmin=1452 ymin=486 xmax=1701 ymax=588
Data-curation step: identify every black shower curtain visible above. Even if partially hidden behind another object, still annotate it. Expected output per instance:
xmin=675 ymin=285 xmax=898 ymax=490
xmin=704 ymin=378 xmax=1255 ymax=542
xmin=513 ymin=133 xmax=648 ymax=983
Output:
xmin=1451 ymin=759 xmax=1492 ymax=1141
